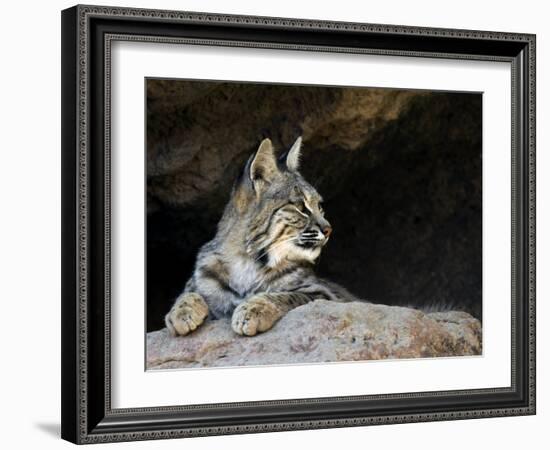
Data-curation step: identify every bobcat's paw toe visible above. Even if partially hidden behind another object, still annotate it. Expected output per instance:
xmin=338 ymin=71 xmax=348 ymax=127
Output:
xmin=231 ymin=295 xmax=282 ymax=336
xmin=165 ymin=293 xmax=209 ymax=337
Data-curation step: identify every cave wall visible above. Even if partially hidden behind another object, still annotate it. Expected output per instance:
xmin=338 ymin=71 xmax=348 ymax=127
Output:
xmin=146 ymin=79 xmax=482 ymax=332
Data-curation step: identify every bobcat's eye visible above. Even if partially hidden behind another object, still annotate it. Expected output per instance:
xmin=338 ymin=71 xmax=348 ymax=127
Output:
xmin=293 ymin=200 xmax=306 ymax=212
xmin=318 ymin=203 xmax=324 ymax=215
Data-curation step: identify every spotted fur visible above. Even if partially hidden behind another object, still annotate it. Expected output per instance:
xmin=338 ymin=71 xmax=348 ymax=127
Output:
xmin=165 ymin=137 xmax=359 ymax=337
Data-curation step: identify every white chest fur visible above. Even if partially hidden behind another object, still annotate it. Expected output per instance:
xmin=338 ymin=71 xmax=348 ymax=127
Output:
xmin=228 ymin=257 xmax=263 ymax=303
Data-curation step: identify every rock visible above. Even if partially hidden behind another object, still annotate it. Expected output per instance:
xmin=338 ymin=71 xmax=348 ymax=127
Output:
xmin=146 ymin=300 xmax=481 ymax=369
xmin=147 ymin=81 xmax=420 ymax=208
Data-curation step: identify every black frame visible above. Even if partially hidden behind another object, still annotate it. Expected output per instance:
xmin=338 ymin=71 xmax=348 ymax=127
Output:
xmin=61 ymin=4 xmax=536 ymax=444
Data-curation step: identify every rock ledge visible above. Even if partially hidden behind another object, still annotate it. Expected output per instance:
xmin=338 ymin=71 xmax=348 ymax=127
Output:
xmin=146 ymin=300 xmax=481 ymax=370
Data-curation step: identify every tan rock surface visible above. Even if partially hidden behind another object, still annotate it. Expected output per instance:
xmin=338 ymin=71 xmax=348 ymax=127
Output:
xmin=146 ymin=300 xmax=481 ymax=370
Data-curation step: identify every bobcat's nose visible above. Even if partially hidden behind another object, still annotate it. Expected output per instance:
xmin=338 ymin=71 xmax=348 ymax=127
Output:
xmin=322 ymin=225 xmax=332 ymax=238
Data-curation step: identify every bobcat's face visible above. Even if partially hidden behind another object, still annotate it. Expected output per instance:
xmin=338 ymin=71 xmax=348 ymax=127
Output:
xmin=261 ymin=184 xmax=331 ymax=266
xmin=238 ymin=137 xmax=332 ymax=268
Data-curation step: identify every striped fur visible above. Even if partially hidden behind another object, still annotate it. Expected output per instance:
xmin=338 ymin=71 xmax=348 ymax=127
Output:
xmin=165 ymin=137 xmax=359 ymax=337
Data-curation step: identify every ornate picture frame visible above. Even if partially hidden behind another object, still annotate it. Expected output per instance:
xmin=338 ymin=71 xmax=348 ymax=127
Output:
xmin=61 ymin=4 xmax=536 ymax=444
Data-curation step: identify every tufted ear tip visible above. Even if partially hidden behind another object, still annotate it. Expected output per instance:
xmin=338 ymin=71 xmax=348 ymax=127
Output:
xmin=259 ymin=137 xmax=273 ymax=148
xmin=249 ymin=137 xmax=278 ymax=186
xmin=286 ymin=136 xmax=302 ymax=171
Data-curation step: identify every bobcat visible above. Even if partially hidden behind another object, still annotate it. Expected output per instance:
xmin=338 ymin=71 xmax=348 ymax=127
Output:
xmin=165 ymin=136 xmax=358 ymax=337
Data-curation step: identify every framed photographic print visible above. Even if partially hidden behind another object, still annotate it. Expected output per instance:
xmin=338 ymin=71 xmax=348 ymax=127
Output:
xmin=61 ymin=4 xmax=536 ymax=444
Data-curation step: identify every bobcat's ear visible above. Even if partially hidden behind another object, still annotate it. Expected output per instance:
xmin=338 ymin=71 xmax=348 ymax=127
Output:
xmin=249 ymin=138 xmax=278 ymax=188
xmin=285 ymin=136 xmax=302 ymax=172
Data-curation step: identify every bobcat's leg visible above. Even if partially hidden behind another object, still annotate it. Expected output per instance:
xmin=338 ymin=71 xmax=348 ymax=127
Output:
xmin=165 ymin=292 xmax=209 ymax=337
xmin=231 ymin=292 xmax=312 ymax=336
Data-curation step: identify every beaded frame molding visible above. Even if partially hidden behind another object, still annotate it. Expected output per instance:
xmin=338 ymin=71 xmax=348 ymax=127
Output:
xmin=61 ymin=4 xmax=536 ymax=444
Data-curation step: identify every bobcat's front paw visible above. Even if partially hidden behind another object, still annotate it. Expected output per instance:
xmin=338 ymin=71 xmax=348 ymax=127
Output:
xmin=165 ymin=293 xmax=209 ymax=337
xmin=231 ymin=295 xmax=283 ymax=336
